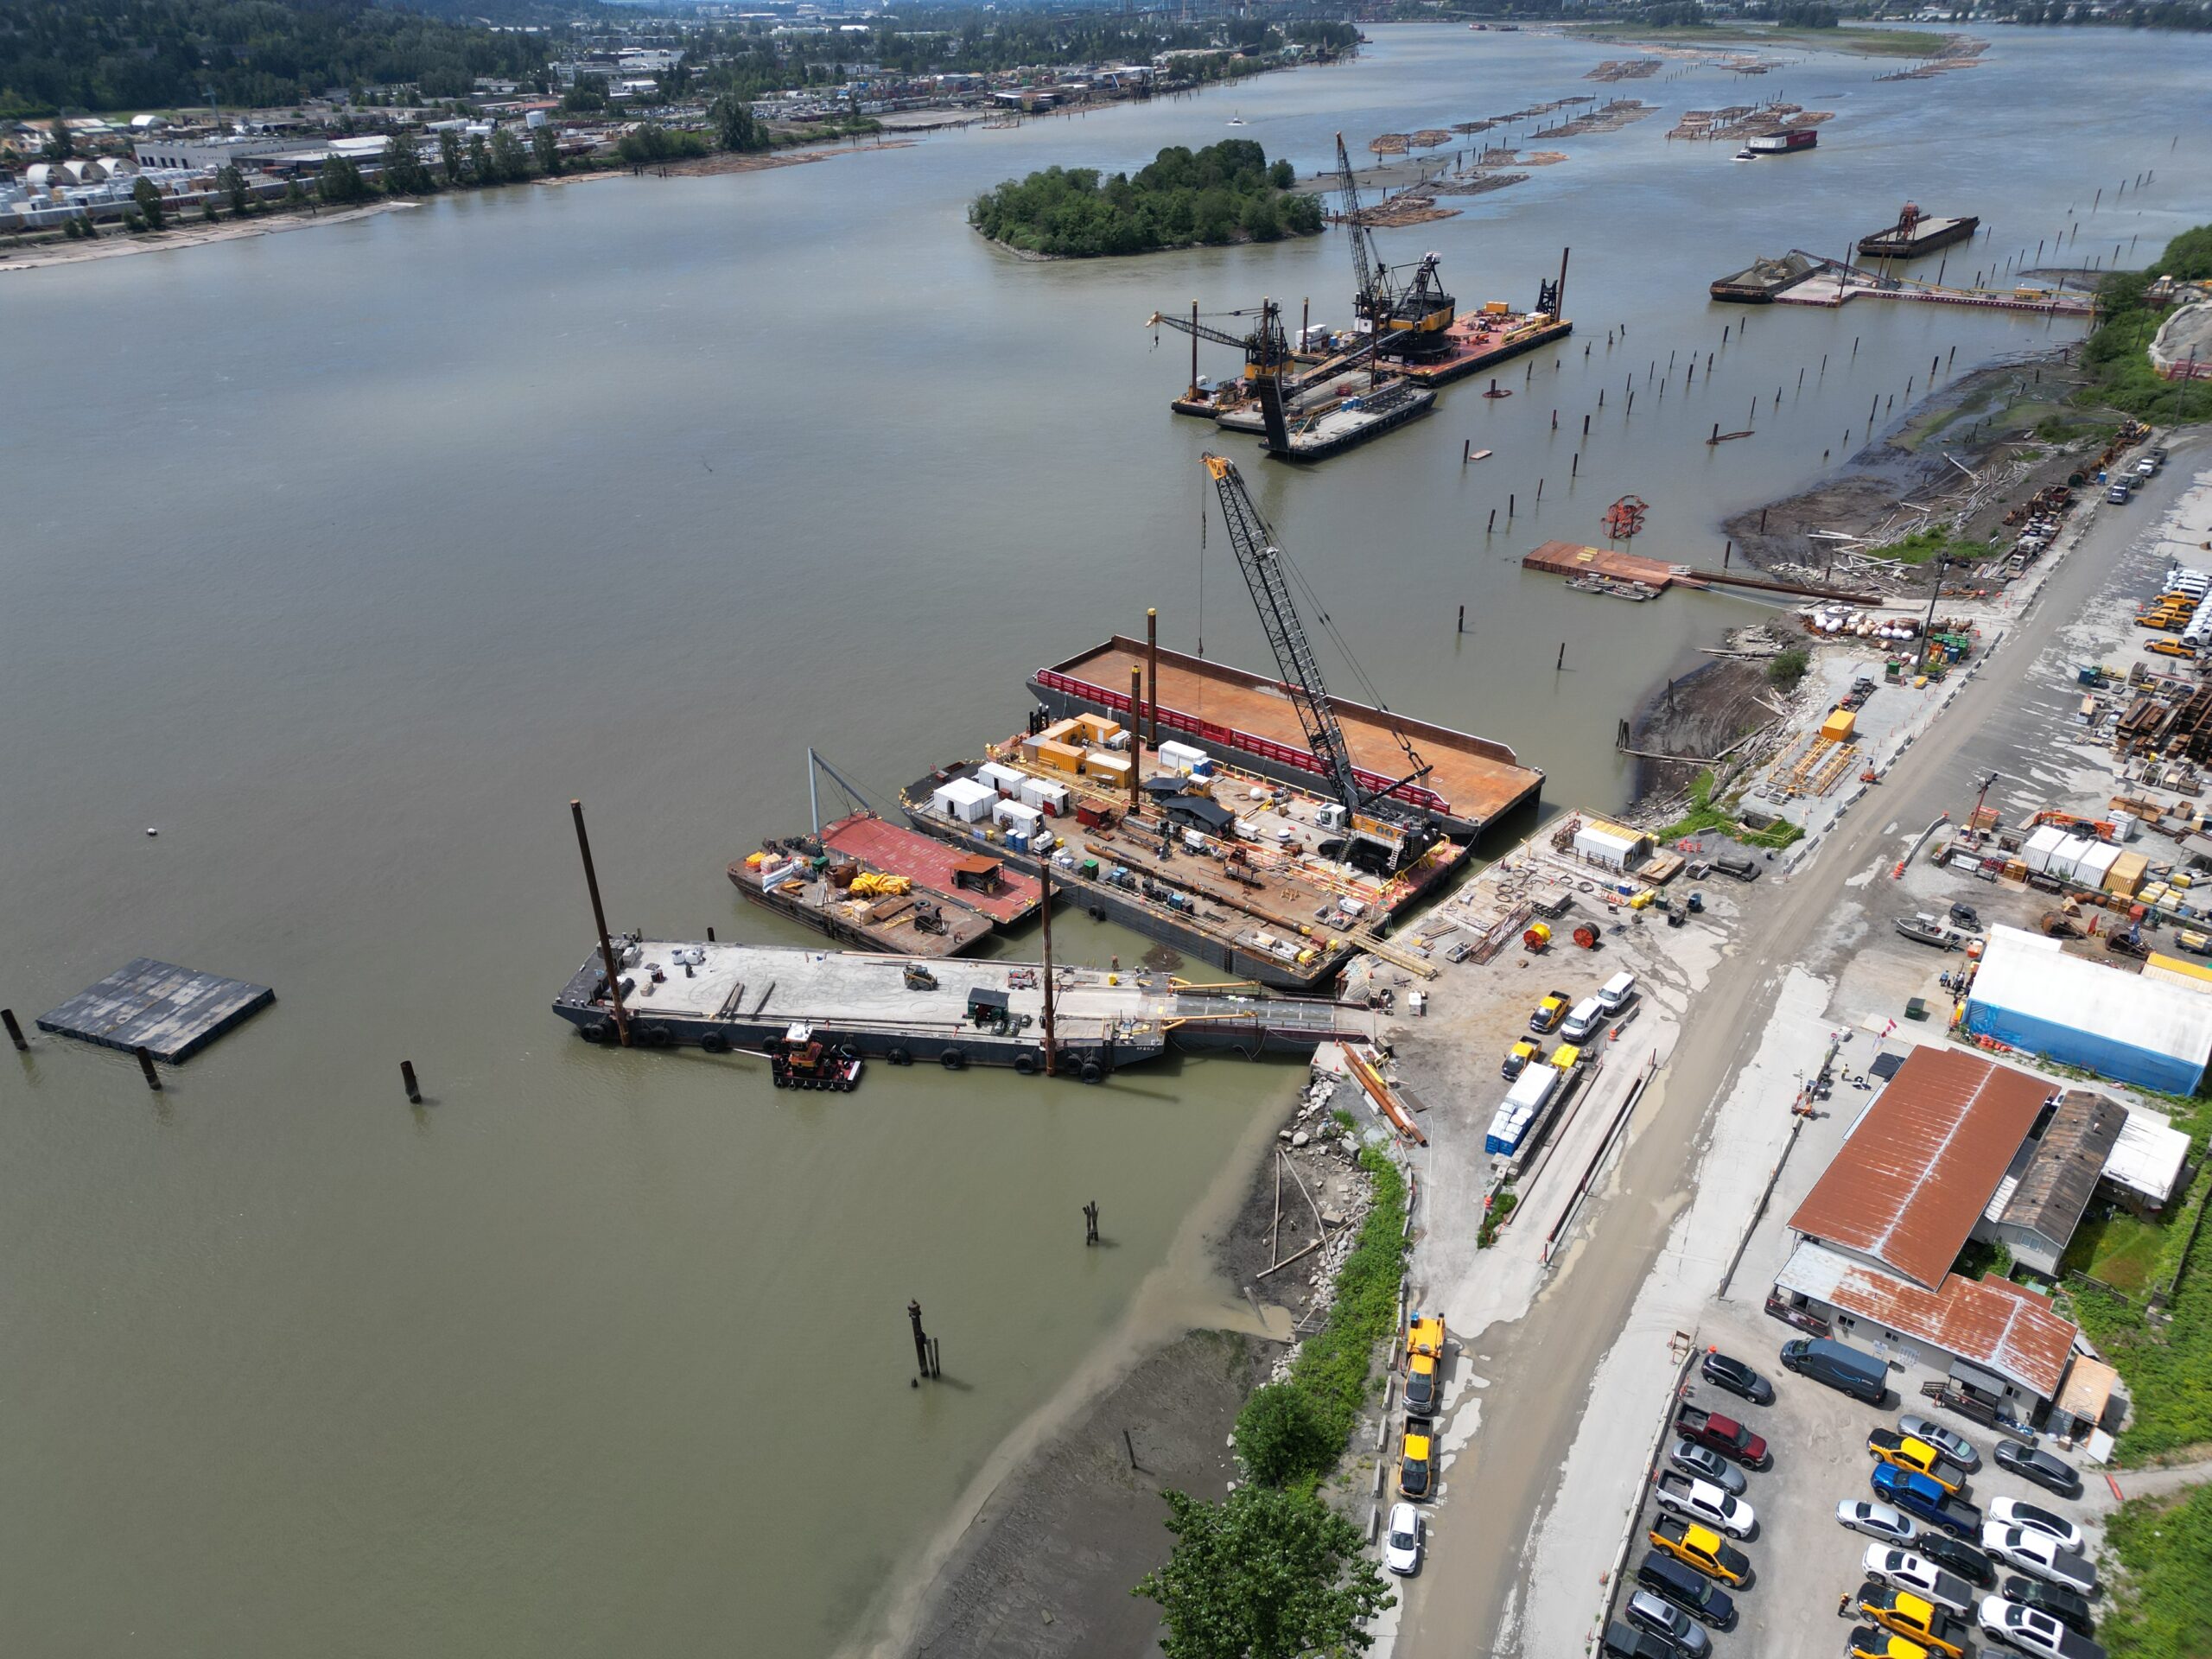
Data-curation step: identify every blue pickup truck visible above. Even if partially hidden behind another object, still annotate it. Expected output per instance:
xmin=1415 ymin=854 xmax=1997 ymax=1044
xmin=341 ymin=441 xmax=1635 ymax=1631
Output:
xmin=1872 ymin=1464 xmax=1981 ymax=1539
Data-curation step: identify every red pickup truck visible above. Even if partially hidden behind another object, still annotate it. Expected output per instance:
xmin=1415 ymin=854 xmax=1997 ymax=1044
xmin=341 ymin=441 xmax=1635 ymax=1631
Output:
xmin=1676 ymin=1405 xmax=1770 ymax=1471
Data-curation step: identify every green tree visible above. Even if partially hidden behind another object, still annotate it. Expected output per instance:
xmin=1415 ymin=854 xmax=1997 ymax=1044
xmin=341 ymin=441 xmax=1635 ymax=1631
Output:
xmin=317 ymin=155 xmax=368 ymax=205
xmin=131 ymin=175 xmax=166 ymax=231
xmin=1134 ymin=1486 xmax=1393 ymax=1659
xmin=1231 ymin=1383 xmax=1335 ymax=1486
xmin=466 ymin=131 xmax=491 ymax=184
xmin=43 ymin=115 xmax=73 ymax=159
xmin=488 ymin=125 xmax=529 ymax=182
xmin=381 ymin=130 xmax=435 ymax=194
xmin=200 ymin=195 xmax=217 ymax=222
xmin=712 ymin=94 xmax=765 ymax=153
xmin=531 ymin=121 xmax=559 ymax=176
xmin=217 ymin=162 xmax=247 ymax=214
xmin=438 ymin=128 xmax=462 ymax=187
xmin=562 ymin=74 xmax=607 ymax=115
xmin=1269 ymin=157 xmax=1294 ymax=190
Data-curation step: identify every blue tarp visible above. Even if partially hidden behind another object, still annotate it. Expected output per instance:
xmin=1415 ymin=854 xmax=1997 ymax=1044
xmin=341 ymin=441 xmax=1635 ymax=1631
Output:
xmin=1962 ymin=998 xmax=2204 ymax=1095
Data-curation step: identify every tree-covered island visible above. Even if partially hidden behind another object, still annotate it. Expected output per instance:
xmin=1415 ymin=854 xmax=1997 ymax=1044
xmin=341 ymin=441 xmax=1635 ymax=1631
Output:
xmin=969 ymin=139 xmax=1325 ymax=257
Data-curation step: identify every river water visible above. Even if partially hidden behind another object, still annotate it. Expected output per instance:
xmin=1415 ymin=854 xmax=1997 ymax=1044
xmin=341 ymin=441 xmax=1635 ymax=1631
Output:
xmin=1 ymin=23 xmax=2205 ymax=1657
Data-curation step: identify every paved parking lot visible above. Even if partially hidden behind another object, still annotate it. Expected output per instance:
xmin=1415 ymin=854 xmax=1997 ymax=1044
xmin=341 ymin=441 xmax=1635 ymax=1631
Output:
xmin=1616 ymin=1295 xmax=2113 ymax=1657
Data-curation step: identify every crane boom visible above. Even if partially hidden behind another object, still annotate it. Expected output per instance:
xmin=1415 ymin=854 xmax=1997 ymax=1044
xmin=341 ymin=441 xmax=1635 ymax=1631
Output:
xmin=1145 ymin=302 xmax=1294 ymax=378
xmin=1201 ymin=452 xmax=1367 ymax=814
xmin=1333 ymin=132 xmax=1390 ymax=330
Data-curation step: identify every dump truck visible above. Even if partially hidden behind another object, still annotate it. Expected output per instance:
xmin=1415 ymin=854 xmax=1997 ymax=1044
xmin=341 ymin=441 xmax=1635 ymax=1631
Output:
xmin=1868 ymin=1430 xmax=1971 ymax=1496
xmin=1855 ymin=1583 xmax=1972 ymax=1659
xmin=1405 ymin=1313 xmax=1447 ymax=1420
xmin=1646 ymin=1517 xmax=1751 ymax=1587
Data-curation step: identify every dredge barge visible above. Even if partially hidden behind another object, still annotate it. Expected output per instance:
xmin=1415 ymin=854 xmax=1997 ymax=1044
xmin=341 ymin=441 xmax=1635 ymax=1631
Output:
xmin=552 ymin=937 xmax=1376 ymax=1077
xmin=728 ymin=810 xmax=1042 ymax=957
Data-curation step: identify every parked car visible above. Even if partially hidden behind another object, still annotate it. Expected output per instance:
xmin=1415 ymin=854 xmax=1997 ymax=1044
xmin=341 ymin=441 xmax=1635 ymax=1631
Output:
xmin=1980 ymin=1526 xmax=2098 ymax=1597
xmin=1993 ymin=1440 xmax=2082 ymax=1497
xmin=2000 ymin=1574 xmax=2096 ymax=1639
xmin=1646 ymin=1517 xmax=1751 ymax=1587
xmin=1847 ymin=1626 xmax=1934 ymax=1659
xmin=1700 ymin=1351 xmax=1774 ymax=1406
xmin=1624 ymin=1587 xmax=1711 ymax=1657
xmin=1780 ymin=1335 xmax=1888 ymax=1404
xmin=1978 ymin=1594 xmax=2107 ymax=1659
xmin=1382 ymin=1502 xmax=1423 ymax=1575
xmin=1635 ymin=1550 xmax=1737 ymax=1630
xmin=1653 ymin=1472 xmax=1756 ymax=1540
xmin=1670 ymin=1440 xmax=1747 ymax=1496
xmin=1862 ymin=1544 xmax=1975 ymax=1615
xmin=1602 ymin=1620 xmax=1688 ymax=1659
xmin=1675 ymin=1405 xmax=1770 ymax=1471
xmin=1839 ymin=1499 xmax=1919 ymax=1544
xmin=1873 ymin=1464 xmax=1982 ymax=1537
xmin=1898 ymin=1415 xmax=1980 ymax=1471
xmin=1856 ymin=1582 xmax=1973 ymax=1658
xmin=1869 ymin=1428 xmax=1972 ymax=1495
xmin=1912 ymin=1531 xmax=1996 ymax=1587
xmin=1987 ymin=1497 xmax=2086 ymax=1556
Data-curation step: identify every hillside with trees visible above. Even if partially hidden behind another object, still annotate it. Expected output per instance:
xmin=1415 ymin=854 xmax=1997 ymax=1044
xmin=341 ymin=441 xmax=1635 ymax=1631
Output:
xmin=969 ymin=139 xmax=1324 ymax=258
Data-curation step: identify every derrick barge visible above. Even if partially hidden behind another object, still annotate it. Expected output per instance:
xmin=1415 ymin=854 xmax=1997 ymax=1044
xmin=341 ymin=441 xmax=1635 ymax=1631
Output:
xmin=1858 ymin=205 xmax=1979 ymax=260
xmin=552 ymin=937 xmax=1376 ymax=1077
xmin=1213 ymin=377 xmax=1438 ymax=461
xmin=728 ymin=811 xmax=1042 ymax=957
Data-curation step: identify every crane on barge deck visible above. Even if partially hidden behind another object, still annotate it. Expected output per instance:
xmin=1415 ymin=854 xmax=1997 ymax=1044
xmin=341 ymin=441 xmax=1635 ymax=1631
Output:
xmin=1200 ymin=451 xmax=1440 ymax=875
xmin=1332 ymin=132 xmax=1456 ymax=359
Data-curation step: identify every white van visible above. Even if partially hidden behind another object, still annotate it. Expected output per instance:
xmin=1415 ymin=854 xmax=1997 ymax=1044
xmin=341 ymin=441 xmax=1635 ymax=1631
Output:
xmin=1599 ymin=972 xmax=1637 ymax=1016
xmin=1560 ymin=995 xmax=1606 ymax=1043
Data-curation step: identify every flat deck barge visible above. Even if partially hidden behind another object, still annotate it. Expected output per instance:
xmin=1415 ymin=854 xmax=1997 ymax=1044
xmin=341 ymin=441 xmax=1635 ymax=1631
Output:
xmin=1710 ymin=251 xmax=1818 ymax=304
xmin=1523 ymin=541 xmax=1700 ymax=593
xmin=1858 ymin=212 xmax=1979 ymax=260
xmin=1213 ymin=376 xmax=1438 ymax=461
xmin=728 ymin=811 xmax=1042 ymax=957
xmin=1031 ymin=636 xmax=1542 ymax=840
xmin=552 ymin=937 xmax=1376 ymax=1077
xmin=1387 ymin=309 xmax=1572 ymax=387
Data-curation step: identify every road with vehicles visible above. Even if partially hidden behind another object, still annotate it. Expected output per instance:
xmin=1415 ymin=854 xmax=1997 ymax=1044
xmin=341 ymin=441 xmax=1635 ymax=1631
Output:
xmin=1396 ymin=445 xmax=2207 ymax=1657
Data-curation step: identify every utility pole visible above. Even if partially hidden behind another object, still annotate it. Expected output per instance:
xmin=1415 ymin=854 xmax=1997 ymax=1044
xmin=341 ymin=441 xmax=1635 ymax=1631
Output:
xmin=1039 ymin=859 xmax=1058 ymax=1077
xmin=570 ymin=798 xmax=631 ymax=1046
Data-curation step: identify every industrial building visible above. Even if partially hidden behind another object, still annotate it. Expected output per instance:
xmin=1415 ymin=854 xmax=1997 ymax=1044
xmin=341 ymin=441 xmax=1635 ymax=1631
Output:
xmin=1770 ymin=1046 xmax=2143 ymax=1430
xmin=1965 ymin=924 xmax=2212 ymax=1092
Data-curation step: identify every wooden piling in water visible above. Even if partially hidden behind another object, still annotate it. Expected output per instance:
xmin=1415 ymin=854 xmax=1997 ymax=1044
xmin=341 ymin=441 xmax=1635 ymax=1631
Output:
xmin=2 ymin=1008 xmax=24 ymax=1051
xmin=135 ymin=1045 xmax=161 ymax=1092
xmin=402 ymin=1060 xmax=421 ymax=1103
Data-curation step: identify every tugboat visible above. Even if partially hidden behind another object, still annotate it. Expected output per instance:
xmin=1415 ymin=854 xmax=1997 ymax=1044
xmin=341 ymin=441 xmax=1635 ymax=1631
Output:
xmin=765 ymin=1022 xmax=866 ymax=1091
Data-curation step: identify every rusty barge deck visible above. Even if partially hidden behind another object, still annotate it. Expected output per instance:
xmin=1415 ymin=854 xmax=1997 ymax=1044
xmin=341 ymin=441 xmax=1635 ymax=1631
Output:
xmin=1389 ymin=311 xmax=1573 ymax=387
xmin=728 ymin=812 xmax=1042 ymax=957
xmin=1523 ymin=541 xmax=1700 ymax=592
xmin=1031 ymin=636 xmax=1542 ymax=839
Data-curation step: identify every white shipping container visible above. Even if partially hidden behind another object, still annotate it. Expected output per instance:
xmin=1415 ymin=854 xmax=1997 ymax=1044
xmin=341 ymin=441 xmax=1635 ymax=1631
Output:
xmin=933 ymin=779 xmax=997 ymax=823
xmin=2020 ymin=824 xmax=2070 ymax=874
xmin=2074 ymin=842 xmax=2122 ymax=887
xmin=978 ymin=761 xmax=1026 ymax=796
xmin=1019 ymin=778 xmax=1071 ymax=816
xmin=1504 ymin=1063 xmax=1559 ymax=1116
xmin=1158 ymin=741 xmax=1209 ymax=773
xmin=993 ymin=798 xmax=1044 ymax=832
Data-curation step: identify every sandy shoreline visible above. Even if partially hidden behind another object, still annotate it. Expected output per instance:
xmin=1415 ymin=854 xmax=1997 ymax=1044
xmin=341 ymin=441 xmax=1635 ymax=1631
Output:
xmin=0 ymin=198 xmax=416 ymax=274
xmin=850 ymin=1074 xmax=1380 ymax=1659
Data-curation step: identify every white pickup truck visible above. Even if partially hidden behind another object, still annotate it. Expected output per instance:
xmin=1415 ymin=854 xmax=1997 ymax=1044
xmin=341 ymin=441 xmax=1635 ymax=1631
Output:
xmin=1653 ymin=1472 xmax=1757 ymax=1540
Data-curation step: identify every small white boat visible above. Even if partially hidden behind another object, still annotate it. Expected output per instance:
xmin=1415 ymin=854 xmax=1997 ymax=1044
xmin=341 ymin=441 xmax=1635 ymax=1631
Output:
xmin=1227 ymin=113 xmax=1246 ymax=127
xmin=1733 ymin=148 xmax=1757 ymax=162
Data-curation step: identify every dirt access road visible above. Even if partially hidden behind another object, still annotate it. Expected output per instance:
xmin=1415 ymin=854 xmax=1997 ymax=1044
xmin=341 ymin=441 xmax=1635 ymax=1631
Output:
xmin=1396 ymin=447 xmax=2206 ymax=1658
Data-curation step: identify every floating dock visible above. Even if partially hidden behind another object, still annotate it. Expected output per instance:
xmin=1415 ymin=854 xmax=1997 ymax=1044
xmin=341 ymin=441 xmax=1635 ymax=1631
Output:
xmin=37 ymin=957 xmax=275 ymax=1063
xmin=1524 ymin=541 xmax=1697 ymax=594
xmin=1032 ymin=637 xmax=1542 ymax=840
xmin=552 ymin=938 xmax=1376 ymax=1077
xmin=1776 ymin=268 xmax=2093 ymax=316
xmin=728 ymin=812 xmax=1043 ymax=957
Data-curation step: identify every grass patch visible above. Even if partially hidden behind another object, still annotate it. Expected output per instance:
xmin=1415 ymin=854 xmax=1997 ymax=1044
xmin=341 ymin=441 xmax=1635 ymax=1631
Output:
xmin=1230 ymin=1147 xmax=1407 ymax=1490
xmin=1951 ymin=1236 xmax=2015 ymax=1282
xmin=2069 ymin=1157 xmax=2210 ymax=1463
xmin=1477 ymin=1185 xmax=1516 ymax=1250
xmin=1656 ymin=769 xmax=1805 ymax=850
xmin=2099 ymin=1483 xmax=2212 ymax=1659
xmin=1866 ymin=527 xmax=1999 ymax=567
xmin=2062 ymin=1208 xmax=2170 ymax=1296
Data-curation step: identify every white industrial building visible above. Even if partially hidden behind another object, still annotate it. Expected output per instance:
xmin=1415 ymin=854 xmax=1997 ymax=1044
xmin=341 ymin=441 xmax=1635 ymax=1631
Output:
xmin=1965 ymin=925 xmax=2212 ymax=1094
